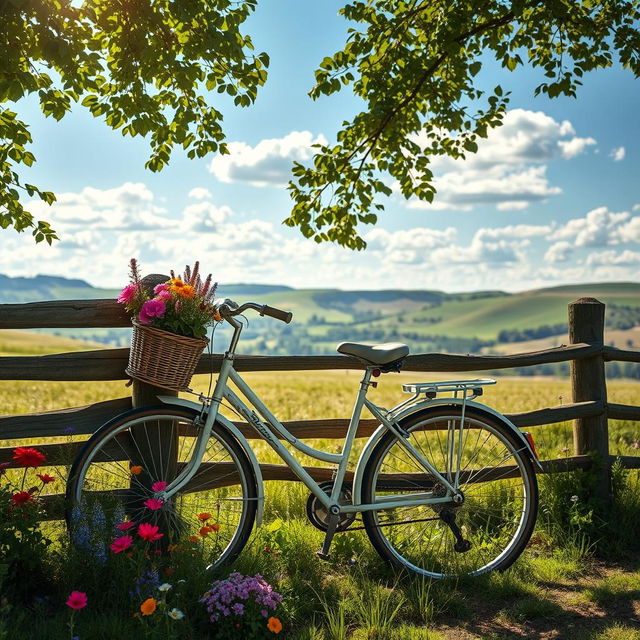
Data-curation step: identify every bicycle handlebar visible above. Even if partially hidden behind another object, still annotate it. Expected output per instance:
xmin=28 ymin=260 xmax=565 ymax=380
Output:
xmin=213 ymin=299 xmax=293 ymax=324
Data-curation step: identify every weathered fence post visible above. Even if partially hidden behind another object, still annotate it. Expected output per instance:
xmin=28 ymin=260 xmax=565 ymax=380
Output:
xmin=568 ymin=297 xmax=610 ymax=504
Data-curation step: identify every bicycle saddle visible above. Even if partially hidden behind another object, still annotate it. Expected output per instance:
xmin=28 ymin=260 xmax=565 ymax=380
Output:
xmin=336 ymin=342 xmax=410 ymax=365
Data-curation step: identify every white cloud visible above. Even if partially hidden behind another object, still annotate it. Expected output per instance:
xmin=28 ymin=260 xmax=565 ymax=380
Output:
xmin=558 ymin=136 xmax=597 ymax=159
xmin=545 ymin=241 xmax=573 ymax=264
xmin=407 ymin=109 xmax=595 ymax=211
xmin=188 ymin=187 xmax=212 ymax=200
xmin=208 ymin=131 xmax=328 ymax=187
xmin=183 ymin=202 xmax=232 ymax=232
xmin=475 ymin=224 xmax=553 ymax=240
xmin=587 ymin=250 xmax=640 ymax=267
xmin=553 ymin=206 xmax=631 ymax=247
xmin=610 ymin=146 xmax=626 ymax=162
xmin=26 ymin=182 xmax=174 ymax=232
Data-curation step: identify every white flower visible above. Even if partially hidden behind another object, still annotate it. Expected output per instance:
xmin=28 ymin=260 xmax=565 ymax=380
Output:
xmin=168 ymin=608 xmax=184 ymax=620
xmin=570 ymin=495 xmax=579 ymax=502
xmin=158 ymin=583 xmax=172 ymax=592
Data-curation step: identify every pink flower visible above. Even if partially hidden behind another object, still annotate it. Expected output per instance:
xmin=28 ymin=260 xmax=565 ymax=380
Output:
xmin=110 ymin=535 xmax=133 ymax=554
xmin=156 ymin=290 xmax=172 ymax=302
xmin=117 ymin=284 xmax=139 ymax=304
xmin=66 ymin=591 xmax=88 ymax=610
xmin=153 ymin=283 xmax=169 ymax=294
xmin=144 ymin=498 xmax=164 ymax=511
xmin=141 ymin=299 xmax=166 ymax=319
xmin=151 ymin=481 xmax=167 ymax=492
xmin=138 ymin=523 xmax=164 ymax=542
xmin=138 ymin=309 xmax=152 ymax=324
xmin=116 ymin=521 xmax=136 ymax=531
xmin=633 ymin=441 xmax=640 ymax=449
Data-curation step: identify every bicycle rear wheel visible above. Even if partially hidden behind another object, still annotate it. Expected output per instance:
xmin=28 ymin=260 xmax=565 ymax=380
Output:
xmin=361 ymin=407 xmax=538 ymax=578
xmin=66 ymin=406 xmax=257 ymax=568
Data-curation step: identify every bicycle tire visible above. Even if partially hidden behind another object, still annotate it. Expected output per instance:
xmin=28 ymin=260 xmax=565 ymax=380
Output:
xmin=66 ymin=406 xmax=257 ymax=569
xmin=361 ymin=406 xmax=538 ymax=578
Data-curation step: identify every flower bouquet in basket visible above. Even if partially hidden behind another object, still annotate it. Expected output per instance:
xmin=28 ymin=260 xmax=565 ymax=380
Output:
xmin=118 ymin=259 xmax=218 ymax=390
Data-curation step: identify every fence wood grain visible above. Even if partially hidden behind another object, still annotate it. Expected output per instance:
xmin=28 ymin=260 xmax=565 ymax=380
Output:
xmin=0 ymin=343 xmax=604 ymax=381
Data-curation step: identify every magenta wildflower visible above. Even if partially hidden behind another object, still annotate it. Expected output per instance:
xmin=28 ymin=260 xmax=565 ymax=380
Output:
xmin=117 ymin=283 xmax=139 ymax=305
xmin=140 ymin=299 xmax=166 ymax=319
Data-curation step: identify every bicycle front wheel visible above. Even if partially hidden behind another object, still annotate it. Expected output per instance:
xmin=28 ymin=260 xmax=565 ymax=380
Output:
xmin=66 ymin=406 xmax=257 ymax=568
xmin=361 ymin=407 xmax=538 ymax=578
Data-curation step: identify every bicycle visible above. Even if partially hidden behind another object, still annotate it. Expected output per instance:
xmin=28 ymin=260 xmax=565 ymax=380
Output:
xmin=66 ymin=299 xmax=540 ymax=579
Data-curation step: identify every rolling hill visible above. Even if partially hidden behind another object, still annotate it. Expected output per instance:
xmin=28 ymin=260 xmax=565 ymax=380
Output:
xmin=1 ymin=275 xmax=638 ymax=357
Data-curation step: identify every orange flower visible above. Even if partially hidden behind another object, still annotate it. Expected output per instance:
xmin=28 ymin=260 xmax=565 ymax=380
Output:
xmin=197 ymin=512 xmax=211 ymax=521
xmin=199 ymin=526 xmax=211 ymax=537
xmin=140 ymin=598 xmax=157 ymax=616
xmin=130 ymin=465 xmax=143 ymax=475
xmin=176 ymin=284 xmax=195 ymax=298
xmin=267 ymin=617 xmax=283 ymax=634
xmin=188 ymin=535 xmax=199 ymax=543
xmin=209 ymin=523 xmax=220 ymax=532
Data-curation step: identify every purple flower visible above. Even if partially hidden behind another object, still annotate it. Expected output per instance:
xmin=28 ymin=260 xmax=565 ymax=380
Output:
xmin=232 ymin=603 xmax=244 ymax=616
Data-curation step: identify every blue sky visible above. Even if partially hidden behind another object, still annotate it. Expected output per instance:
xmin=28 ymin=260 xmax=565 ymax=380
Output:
xmin=2 ymin=1 xmax=639 ymax=292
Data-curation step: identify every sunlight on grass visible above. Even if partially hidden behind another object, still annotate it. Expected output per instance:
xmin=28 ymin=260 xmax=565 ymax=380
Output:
xmin=592 ymin=625 xmax=640 ymax=640
xmin=582 ymin=572 xmax=640 ymax=605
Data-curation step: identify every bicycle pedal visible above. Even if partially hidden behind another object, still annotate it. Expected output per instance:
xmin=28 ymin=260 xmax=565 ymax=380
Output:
xmin=316 ymin=550 xmax=331 ymax=561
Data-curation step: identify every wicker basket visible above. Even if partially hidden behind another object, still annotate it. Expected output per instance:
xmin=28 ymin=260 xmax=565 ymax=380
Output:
xmin=126 ymin=321 xmax=209 ymax=391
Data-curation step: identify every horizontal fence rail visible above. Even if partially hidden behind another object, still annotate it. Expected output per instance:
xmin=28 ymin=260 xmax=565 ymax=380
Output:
xmin=1 ymin=295 xmax=639 ymax=518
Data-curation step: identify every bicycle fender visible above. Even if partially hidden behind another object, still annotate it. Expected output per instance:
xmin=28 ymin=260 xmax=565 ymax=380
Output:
xmin=158 ymin=396 xmax=265 ymax=525
xmin=352 ymin=398 xmax=541 ymax=505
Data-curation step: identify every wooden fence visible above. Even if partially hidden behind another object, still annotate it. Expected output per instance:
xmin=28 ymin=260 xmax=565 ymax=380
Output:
xmin=1 ymin=295 xmax=639 ymax=519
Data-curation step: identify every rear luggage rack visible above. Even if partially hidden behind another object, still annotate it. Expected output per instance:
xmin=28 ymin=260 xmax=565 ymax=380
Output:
xmin=402 ymin=378 xmax=497 ymax=400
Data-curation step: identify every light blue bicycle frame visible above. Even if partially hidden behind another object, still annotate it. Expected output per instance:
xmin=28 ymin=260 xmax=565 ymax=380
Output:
xmin=161 ymin=352 xmax=461 ymax=515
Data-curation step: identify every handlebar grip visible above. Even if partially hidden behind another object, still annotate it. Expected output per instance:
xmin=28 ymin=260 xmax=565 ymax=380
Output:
xmin=262 ymin=305 xmax=293 ymax=324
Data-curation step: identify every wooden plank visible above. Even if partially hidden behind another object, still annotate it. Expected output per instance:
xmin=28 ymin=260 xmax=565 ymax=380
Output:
xmin=0 ymin=342 xmax=601 ymax=381
xmin=0 ymin=398 xmax=609 ymax=447
xmin=506 ymin=401 xmax=604 ymax=428
xmin=614 ymin=455 xmax=640 ymax=469
xmin=603 ymin=346 xmax=640 ymax=364
xmin=38 ymin=454 xmax=595 ymax=521
xmin=0 ymin=300 xmax=128 ymax=329
xmin=607 ymin=403 xmax=640 ymax=422
xmin=0 ymin=398 xmax=132 ymax=440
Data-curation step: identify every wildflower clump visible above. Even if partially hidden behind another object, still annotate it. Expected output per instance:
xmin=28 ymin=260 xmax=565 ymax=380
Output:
xmin=200 ymin=572 xmax=283 ymax=638
xmin=118 ymin=259 xmax=218 ymax=339
xmin=0 ymin=446 xmax=54 ymax=601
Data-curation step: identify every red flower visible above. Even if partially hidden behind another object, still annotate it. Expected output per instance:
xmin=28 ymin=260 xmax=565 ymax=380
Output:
xmin=116 ymin=521 xmax=136 ymax=531
xmin=144 ymin=498 xmax=164 ymax=511
xmin=11 ymin=491 xmax=34 ymax=506
xmin=137 ymin=523 xmax=164 ymax=542
xmin=66 ymin=591 xmax=88 ymax=610
xmin=37 ymin=473 xmax=55 ymax=484
xmin=12 ymin=447 xmax=46 ymax=468
xmin=110 ymin=535 xmax=133 ymax=554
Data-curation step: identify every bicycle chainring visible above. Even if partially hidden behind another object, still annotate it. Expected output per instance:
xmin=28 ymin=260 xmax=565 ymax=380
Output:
xmin=306 ymin=481 xmax=356 ymax=532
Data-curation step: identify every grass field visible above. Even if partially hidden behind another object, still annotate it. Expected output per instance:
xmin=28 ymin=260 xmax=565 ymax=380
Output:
xmin=0 ymin=362 xmax=640 ymax=640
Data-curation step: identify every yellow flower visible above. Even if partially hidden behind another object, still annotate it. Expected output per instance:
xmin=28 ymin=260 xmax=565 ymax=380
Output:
xmin=267 ymin=617 xmax=283 ymax=634
xmin=140 ymin=598 xmax=157 ymax=616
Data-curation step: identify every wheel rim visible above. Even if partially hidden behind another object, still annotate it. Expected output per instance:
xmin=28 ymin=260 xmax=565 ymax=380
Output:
xmin=69 ymin=412 xmax=251 ymax=568
xmin=368 ymin=415 xmax=534 ymax=578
